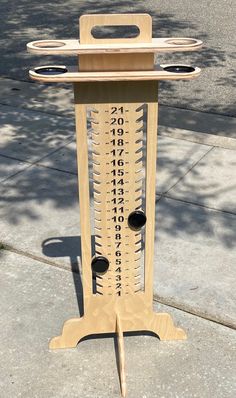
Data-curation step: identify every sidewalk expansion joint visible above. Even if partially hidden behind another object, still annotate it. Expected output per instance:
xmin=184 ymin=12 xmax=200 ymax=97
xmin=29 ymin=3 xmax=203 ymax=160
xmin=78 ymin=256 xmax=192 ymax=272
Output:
xmin=154 ymin=295 xmax=236 ymax=331
xmin=0 ymin=101 xmax=73 ymax=120
xmin=1 ymin=243 xmax=234 ymax=332
xmin=0 ymin=242 xmax=76 ymax=272
xmin=30 ymin=162 xmax=77 ymax=176
xmin=0 ymin=137 xmax=75 ymax=183
xmin=158 ymin=130 xmax=214 ymax=149
xmin=160 ymin=102 xmax=236 ymax=119
xmin=158 ymin=127 xmax=236 ymax=151
xmin=162 ymin=146 xmax=214 ymax=195
xmin=160 ymin=194 xmax=236 ymax=217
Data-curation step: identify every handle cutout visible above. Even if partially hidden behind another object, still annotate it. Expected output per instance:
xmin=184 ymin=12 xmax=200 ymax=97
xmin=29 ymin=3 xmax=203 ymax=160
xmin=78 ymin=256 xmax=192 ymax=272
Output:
xmin=79 ymin=14 xmax=152 ymax=44
xmin=91 ymin=25 xmax=140 ymax=39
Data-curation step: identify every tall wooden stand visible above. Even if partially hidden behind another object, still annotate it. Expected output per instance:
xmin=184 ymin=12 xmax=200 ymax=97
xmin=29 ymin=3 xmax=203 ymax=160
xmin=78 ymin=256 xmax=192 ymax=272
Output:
xmin=27 ymin=13 xmax=202 ymax=397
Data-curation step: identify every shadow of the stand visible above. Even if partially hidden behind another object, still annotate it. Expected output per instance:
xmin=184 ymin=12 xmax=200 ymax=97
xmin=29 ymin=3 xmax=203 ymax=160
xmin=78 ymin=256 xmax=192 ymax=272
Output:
xmin=42 ymin=236 xmax=84 ymax=315
xmin=42 ymin=235 xmax=96 ymax=316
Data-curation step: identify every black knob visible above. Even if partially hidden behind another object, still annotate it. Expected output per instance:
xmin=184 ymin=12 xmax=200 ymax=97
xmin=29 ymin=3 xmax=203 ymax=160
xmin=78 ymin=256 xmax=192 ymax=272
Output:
xmin=91 ymin=256 xmax=109 ymax=274
xmin=35 ymin=66 xmax=67 ymax=75
xmin=128 ymin=210 xmax=147 ymax=230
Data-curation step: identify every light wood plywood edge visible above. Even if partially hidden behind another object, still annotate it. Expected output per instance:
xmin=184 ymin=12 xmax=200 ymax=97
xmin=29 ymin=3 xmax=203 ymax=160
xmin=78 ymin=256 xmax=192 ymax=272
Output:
xmin=29 ymin=65 xmax=201 ymax=83
xmin=27 ymin=37 xmax=203 ymax=55
xmin=49 ymin=294 xmax=187 ymax=350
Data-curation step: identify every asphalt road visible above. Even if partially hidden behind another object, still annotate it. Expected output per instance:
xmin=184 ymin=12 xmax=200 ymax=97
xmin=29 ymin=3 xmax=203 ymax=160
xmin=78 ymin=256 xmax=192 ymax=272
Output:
xmin=0 ymin=0 xmax=235 ymax=116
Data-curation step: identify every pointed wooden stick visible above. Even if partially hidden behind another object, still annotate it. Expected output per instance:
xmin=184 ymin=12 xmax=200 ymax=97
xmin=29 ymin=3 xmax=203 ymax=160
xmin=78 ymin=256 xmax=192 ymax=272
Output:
xmin=116 ymin=314 xmax=127 ymax=398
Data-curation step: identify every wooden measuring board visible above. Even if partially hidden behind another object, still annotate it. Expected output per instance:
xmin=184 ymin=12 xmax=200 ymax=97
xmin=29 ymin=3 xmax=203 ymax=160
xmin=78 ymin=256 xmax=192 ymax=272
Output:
xmin=27 ymin=13 xmax=202 ymax=397
xmin=91 ymin=102 xmax=143 ymax=296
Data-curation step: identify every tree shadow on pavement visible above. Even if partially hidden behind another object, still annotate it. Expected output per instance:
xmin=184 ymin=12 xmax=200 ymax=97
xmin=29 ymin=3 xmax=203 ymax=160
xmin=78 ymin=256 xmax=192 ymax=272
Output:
xmin=0 ymin=1 xmax=235 ymax=263
xmin=0 ymin=0 xmax=234 ymax=116
xmin=0 ymin=103 xmax=235 ymax=252
xmin=42 ymin=236 xmax=84 ymax=316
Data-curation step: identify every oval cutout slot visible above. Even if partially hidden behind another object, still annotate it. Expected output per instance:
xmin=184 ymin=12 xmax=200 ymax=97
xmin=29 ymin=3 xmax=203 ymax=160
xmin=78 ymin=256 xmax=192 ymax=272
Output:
xmin=35 ymin=66 xmax=68 ymax=75
xmin=163 ymin=65 xmax=195 ymax=73
xmin=33 ymin=41 xmax=66 ymax=48
xmin=91 ymin=25 xmax=140 ymax=39
xmin=165 ymin=38 xmax=198 ymax=46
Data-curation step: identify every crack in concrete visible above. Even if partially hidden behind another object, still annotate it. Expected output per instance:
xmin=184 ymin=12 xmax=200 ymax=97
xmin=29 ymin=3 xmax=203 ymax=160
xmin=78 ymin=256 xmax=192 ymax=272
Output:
xmin=162 ymin=146 xmax=214 ymax=195
xmin=161 ymin=194 xmax=236 ymax=217
xmin=0 ymin=136 xmax=75 ymax=183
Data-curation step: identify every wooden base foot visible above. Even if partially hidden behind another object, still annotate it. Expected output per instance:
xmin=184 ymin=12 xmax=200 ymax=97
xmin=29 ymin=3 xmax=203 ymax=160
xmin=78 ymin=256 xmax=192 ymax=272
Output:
xmin=49 ymin=296 xmax=186 ymax=398
xmin=49 ymin=316 xmax=92 ymax=349
xmin=151 ymin=312 xmax=186 ymax=340
xmin=49 ymin=302 xmax=186 ymax=349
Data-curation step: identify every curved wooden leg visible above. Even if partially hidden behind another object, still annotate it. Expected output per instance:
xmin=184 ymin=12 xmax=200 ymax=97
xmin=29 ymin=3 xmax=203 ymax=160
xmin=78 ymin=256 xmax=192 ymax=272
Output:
xmin=49 ymin=316 xmax=93 ymax=349
xmin=49 ymin=310 xmax=186 ymax=349
xmin=150 ymin=312 xmax=187 ymax=341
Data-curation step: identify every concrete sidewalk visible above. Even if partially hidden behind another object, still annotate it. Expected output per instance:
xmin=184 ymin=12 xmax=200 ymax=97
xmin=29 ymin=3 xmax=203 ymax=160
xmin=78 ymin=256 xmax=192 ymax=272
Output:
xmin=0 ymin=78 xmax=235 ymax=397
xmin=0 ymin=250 xmax=235 ymax=398
xmin=1 ymin=0 xmax=236 ymax=117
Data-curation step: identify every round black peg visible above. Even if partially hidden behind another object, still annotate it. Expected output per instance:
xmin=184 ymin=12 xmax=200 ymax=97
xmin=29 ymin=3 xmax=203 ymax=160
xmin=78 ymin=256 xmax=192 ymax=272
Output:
xmin=163 ymin=65 xmax=195 ymax=73
xmin=35 ymin=66 xmax=68 ymax=75
xmin=91 ymin=256 xmax=109 ymax=274
xmin=128 ymin=210 xmax=147 ymax=230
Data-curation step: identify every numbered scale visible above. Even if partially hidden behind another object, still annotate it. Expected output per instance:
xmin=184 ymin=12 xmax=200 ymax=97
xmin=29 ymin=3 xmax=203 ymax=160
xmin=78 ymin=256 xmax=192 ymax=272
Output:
xmin=27 ymin=13 xmax=202 ymax=397
xmin=92 ymin=102 xmax=144 ymax=296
